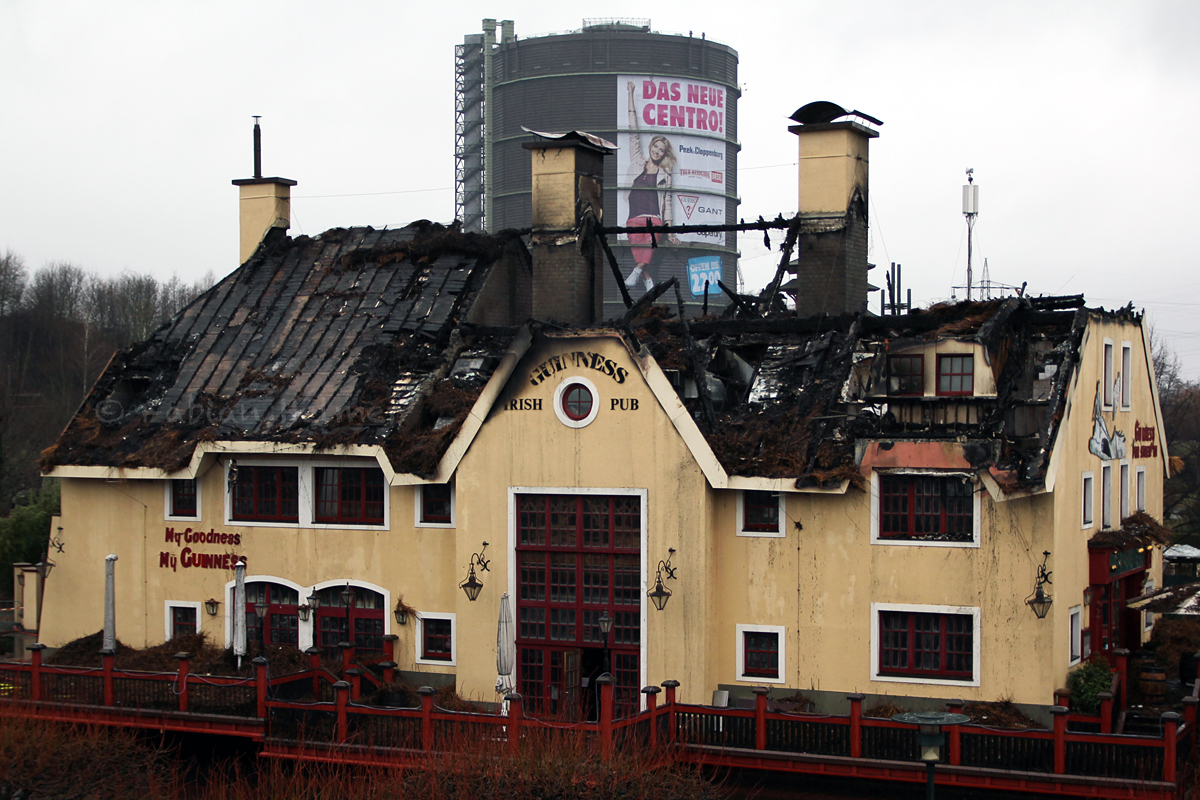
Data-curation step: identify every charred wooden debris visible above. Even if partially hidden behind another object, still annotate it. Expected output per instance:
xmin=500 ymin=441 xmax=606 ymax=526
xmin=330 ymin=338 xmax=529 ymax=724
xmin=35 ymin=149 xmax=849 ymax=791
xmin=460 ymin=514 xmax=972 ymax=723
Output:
xmin=39 ymin=218 xmax=1143 ymax=493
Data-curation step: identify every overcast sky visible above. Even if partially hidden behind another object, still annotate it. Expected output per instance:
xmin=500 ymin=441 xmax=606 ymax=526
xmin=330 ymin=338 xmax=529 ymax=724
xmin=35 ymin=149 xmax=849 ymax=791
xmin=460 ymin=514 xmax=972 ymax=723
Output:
xmin=3 ymin=2 xmax=1199 ymax=374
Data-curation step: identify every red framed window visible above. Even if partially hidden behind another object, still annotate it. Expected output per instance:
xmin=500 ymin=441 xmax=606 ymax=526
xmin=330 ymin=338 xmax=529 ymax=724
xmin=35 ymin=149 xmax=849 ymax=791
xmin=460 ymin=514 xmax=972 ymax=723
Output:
xmin=743 ymin=491 xmax=781 ymax=532
xmin=170 ymin=606 xmax=197 ymax=638
xmin=245 ymin=582 xmax=299 ymax=646
xmin=232 ymin=466 xmax=298 ymax=522
xmin=888 ymin=354 xmax=924 ymax=396
xmin=315 ymin=467 xmax=385 ymax=524
xmin=422 ymin=618 xmax=453 ymax=661
xmin=171 ymin=479 xmax=197 ymax=517
xmin=936 ymin=355 xmax=974 ymax=396
xmin=314 ymin=586 xmax=385 ymax=655
xmin=879 ymin=474 xmax=973 ymax=541
xmin=743 ymin=631 xmax=779 ymax=679
xmin=562 ymin=384 xmax=593 ymax=421
xmin=421 ymin=484 xmax=453 ymax=523
xmin=879 ymin=611 xmax=973 ymax=680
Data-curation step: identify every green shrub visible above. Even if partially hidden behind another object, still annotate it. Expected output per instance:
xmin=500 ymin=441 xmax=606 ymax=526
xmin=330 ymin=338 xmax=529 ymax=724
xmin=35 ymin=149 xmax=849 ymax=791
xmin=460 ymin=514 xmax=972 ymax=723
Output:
xmin=1066 ymin=656 xmax=1112 ymax=714
xmin=0 ymin=478 xmax=58 ymax=593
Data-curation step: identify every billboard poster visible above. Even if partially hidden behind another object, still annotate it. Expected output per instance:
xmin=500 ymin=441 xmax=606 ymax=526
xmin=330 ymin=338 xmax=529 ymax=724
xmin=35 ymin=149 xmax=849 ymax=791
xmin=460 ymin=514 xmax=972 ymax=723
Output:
xmin=686 ymin=256 xmax=723 ymax=297
xmin=615 ymin=75 xmax=728 ymax=294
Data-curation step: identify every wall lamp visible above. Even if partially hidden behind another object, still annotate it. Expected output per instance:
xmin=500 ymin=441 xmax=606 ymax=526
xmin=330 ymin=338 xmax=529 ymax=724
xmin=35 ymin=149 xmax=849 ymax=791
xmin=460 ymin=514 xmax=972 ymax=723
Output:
xmin=204 ymin=598 xmax=221 ymax=616
xmin=1025 ymin=550 xmax=1053 ymax=619
xmin=298 ymin=590 xmax=321 ymax=622
xmin=460 ymin=542 xmax=490 ymax=602
xmin=1082 ymin=586 xmax=1094 ymax=607
xmin=647 ymin=548 xmax=677 ymax=611
xmin=394 ymin=596 xmax=416 ymax=625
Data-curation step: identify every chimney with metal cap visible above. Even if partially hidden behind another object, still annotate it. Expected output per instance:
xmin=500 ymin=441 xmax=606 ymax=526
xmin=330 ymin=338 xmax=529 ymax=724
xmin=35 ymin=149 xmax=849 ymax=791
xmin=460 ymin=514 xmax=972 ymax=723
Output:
xmin=524 ymin=129 xmax=613 ymax=326
xmin=785 ymin=103 xmax=881 ymax=317
xmin=231 ymin=117 xmax=297 ymax=264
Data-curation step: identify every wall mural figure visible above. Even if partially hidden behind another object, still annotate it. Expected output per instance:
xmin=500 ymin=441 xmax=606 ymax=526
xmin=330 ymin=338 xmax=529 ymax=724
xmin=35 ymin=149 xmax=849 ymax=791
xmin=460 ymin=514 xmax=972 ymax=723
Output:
xmin=1088 ymin=380 xmax=1126 ymax=460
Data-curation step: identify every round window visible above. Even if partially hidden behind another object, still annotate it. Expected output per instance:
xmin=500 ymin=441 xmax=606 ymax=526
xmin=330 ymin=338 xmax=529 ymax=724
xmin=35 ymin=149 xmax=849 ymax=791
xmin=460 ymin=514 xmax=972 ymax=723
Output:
xmin=553 ymin=376 xmax=600 ymax=428
xmin=562 ymin=384 xmax=593 ymax=420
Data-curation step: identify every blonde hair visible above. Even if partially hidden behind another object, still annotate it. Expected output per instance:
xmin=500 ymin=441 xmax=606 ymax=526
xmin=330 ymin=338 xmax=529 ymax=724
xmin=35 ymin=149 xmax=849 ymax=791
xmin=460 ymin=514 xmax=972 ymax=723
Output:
xmin=648 ymin=135 xmax=677 ymax=173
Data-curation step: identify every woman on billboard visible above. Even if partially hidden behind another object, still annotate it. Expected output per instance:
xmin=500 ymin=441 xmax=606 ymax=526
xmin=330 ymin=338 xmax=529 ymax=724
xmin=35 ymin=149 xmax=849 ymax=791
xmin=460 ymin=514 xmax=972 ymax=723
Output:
xmin=624 ymin=81 xmax=680 ymax=291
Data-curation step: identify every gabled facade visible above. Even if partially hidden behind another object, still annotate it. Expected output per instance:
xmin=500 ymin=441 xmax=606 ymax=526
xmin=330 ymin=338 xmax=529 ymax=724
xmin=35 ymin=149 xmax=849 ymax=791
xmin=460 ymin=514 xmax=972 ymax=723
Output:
xmin=32 ymin=126 xmax=1171 ymax=719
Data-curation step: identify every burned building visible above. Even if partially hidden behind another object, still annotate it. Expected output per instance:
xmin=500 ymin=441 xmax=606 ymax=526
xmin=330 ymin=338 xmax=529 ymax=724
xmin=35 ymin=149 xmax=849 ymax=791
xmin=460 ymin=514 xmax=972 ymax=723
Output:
xmin=28 ymin=114 xmax=1169 ymax=718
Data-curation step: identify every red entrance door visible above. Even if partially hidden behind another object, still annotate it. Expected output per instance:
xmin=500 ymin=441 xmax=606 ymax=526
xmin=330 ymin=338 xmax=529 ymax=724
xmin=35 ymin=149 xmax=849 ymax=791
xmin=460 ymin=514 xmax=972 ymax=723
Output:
xmin=515 ymin=494 xmax=641 ymax=718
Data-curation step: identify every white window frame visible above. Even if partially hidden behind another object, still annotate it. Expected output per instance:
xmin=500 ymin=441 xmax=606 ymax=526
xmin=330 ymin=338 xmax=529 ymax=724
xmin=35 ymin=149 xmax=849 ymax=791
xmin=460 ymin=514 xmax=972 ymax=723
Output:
xmin=164 ymin=478 xmax=202 ymax=521
xmin=1120 ymin=341 xmax=1132 ymax=411
xmin=224 ymin=575 xmax=328 ymax=650
xmin=415 ymin=611 xmax=457 ymax=667
xmin=1119 ymin=460 xmax=1131 ymax=523
xmin=223 ymin=458 xmax=389 ymax=530
xmin=869 ymin=470 xmax=981 ymax=548
xmin=553 ymin=376 xmax=600 ymax=429
xmin=1102 ymin=338 xmax=1114 ymax=410
xmin=735 ymin=623 xmax=786 ymax=684
xmin=1136 ymin=466 xmax=1146 ymax=512
xmin=1081 ymin=471 xmax=1094 ymax=529
xmin=736 ymin=490 xmax=786 ymax=538
xmin=1069 ymin=605 xmax=1082 ymax=666
xmin=870 ymin=602 xmax=981 ymax=687
xmin=164 ymin=600 xmax=203 ymax=641
xmin=1101 ymin=464 xmax=1113 ymax=529
xmin=414 ymin=482 xmax=456 ymax=528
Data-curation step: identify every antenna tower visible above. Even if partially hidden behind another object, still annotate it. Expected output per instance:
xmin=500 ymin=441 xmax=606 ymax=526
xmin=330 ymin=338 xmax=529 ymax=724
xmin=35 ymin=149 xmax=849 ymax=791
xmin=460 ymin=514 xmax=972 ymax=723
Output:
xmin=962 ymin=169 xmax=979 ymax=300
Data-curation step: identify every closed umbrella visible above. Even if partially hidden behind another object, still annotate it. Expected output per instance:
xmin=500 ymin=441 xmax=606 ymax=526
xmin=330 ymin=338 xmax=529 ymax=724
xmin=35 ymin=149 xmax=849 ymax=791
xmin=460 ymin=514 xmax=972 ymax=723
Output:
xmin=233 ymin=560 xmax=247 ymax=668
xmin=496 ymin=592 xmax=516 ymax=696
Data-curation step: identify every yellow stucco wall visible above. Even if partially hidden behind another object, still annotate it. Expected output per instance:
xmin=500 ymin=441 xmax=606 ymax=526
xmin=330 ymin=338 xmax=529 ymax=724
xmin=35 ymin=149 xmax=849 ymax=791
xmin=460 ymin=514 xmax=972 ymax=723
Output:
xmin=39 ymin=318 xmax=1168 ymax=710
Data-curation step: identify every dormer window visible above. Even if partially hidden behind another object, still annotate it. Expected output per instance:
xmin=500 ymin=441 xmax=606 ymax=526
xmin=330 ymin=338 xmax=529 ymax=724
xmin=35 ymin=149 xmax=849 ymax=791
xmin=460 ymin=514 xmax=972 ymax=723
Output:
xmin=888 ymin=355 xmax=923 ymax=396
xmin=936 ymin=355 xmax=974 ymax=396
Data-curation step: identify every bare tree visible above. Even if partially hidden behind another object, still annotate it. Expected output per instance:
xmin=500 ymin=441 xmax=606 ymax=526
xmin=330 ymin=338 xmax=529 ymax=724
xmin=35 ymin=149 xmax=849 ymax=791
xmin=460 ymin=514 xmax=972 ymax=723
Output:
xmin=0 ymin=252 xmax=26 ymax=316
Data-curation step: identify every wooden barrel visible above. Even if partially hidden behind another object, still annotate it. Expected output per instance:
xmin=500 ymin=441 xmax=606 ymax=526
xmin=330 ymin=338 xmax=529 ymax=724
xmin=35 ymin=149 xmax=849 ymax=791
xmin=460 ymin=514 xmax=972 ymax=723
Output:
xmin=1140 ymin=667 xmax=1167 ymax=704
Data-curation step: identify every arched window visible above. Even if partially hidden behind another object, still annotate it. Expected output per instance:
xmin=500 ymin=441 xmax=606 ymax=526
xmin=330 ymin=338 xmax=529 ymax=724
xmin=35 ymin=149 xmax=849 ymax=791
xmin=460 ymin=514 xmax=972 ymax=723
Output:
xmin=314 ymin=585 xmax=385 ymax=656
xmin=245 ymin=582 xmax=300 ymax=647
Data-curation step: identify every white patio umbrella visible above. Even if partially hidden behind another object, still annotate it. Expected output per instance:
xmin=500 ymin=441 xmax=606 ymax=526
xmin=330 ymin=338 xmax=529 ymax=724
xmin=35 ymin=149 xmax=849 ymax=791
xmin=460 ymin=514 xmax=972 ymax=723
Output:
xmin=496 ymin=592 xmax=516 ymax=697
xmin=233 ymin=560 xmax=247 ymax=668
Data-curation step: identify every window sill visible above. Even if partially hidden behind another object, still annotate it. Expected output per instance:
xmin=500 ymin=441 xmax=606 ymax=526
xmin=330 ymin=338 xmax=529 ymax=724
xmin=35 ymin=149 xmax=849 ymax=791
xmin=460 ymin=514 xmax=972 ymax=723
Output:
xmin=736 ymin=672 xmax=785 ymax=684
xmin=871 ymin=537 xmax=979 ymax=549
xmin=871 ymin=673 xmax=979 ymax=688
xmin=737 ymin=528 xmax=785 ymax=538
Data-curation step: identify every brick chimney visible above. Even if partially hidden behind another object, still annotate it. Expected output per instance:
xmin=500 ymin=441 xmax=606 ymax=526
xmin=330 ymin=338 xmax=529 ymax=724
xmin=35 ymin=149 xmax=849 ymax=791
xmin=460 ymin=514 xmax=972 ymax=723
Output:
xmin=785 ymin=103 xmax=881 ymax=317
xmin=232 ymin=119 xmax=296 ymax=264
xmin=523 ymin=130 xmax=614 ymax=326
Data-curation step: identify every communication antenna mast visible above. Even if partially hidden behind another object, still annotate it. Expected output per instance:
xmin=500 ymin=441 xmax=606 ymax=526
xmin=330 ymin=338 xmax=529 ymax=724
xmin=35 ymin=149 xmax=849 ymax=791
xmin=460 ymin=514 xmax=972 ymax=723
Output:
xmin=963 ymin=168 xmax=979 ymax=300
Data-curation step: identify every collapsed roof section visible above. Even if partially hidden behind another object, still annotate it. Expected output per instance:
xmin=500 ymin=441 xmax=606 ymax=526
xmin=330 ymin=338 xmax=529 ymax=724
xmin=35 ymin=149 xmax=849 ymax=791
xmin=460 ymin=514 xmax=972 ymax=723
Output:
xmin=41 ymin=223 xmax=527 ymax=476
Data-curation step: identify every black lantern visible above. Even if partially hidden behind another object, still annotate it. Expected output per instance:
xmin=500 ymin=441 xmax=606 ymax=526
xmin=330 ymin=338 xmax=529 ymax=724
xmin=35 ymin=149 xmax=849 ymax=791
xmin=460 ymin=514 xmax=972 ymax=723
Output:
xmin=307 ymin=590 xmax=321 ymax=611
xmin=647 ymin=548 xmax=677 ymax=611
xmin=1082 ymin=586 xmax=1094 ymax=607
xmin=460 ymin=542 xmax=490 ymax=602
xmin=394 ymin=603 xmax=409 ymax=625
xmin=204 ymin=597 xmax=220 ymax=616
xmin=597 ymin=610 xmax=614 ymax=637
xmin=298 ymin=604 xmax=312 ymax=622
xmin=35 ymin=559 xmax=54 ymax=580
xmin=254 ymin=600 xmax=269 ymax=656
xmin=1025 ymin=551 xmax=1053 ymax=620
xmin=893 ymin=711 xmax=970 ymax=800
xmin=254 ymin=600 xmax=269 ymax=620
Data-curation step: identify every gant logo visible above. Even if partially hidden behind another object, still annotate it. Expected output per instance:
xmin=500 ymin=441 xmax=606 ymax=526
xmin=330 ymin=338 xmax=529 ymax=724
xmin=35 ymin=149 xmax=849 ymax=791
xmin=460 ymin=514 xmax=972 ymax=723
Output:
xmin=679 ymin=195 xmax=699 ymax=220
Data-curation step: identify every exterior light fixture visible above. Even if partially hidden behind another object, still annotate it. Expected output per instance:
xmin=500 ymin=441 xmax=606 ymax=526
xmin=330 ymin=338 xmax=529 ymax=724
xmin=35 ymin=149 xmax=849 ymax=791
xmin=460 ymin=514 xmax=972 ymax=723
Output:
xmin=1082 ymin=586 xmax=1094 ymax=607
xmin=297 ymin=604 xmax=312 ymax=622
xmin=340 ymin=584 xmax=355 ymax=607
xmin=35 ymin=560 xmax=54 ymax=580
xmin=893 ymin=711 xmax=970 ymax=799
xmin=307 ymin=590 xmax=321 ymax=611
xmin=16 ymin=573 xmax=23 ymax=588
xmin=598 ymin=610 xmax=614 ymax=637
xmin=460 ymin=542 xmax=490 ymax=602
xmin=204 ymin=598 xmax=220 ymax=616
xmin=647 ymin=548 xmax=677 ymax=611
xmin=1025 ymin=550 xmax=1053 ymax=620
xmin=254 ymin=600 xmax=269 ymax=656
xmin=393 ymin=597 xmax=414 ymax=625
xmin=340 ymin=584 xmax=355 ymax=649
xmin=254 ymin=600 xmax=269 ymax=620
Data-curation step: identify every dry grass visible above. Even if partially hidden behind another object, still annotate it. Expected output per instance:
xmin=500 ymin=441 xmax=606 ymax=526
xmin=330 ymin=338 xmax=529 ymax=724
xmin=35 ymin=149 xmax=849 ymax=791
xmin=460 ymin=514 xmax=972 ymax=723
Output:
xmin=1150 ymin=617 xmax=1200 ymax=676
xmin=863 ymin=701 xmax=907 ymax=719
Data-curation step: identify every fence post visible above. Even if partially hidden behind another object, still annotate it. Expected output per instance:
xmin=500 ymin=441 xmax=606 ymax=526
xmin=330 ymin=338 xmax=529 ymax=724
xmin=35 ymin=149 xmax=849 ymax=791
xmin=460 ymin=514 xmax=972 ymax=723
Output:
xmin=1053 ymin=688 xmax=1070 ymax=709
xmin=662 ymin=680 xmax=679 ymax=743
xmin=305 ymin=646 xmax=322 ymax=699
xmin=1113 ymin=648 xmax=1129 ymax=711
xmin=174 ymin=652 xmax=191 ymax=713
xmin=339 ymin=642 xmax=352 ymax=676
xmin=382 ymin=634 xmax=398 ymax=663
xmin=333 ymin=680 xmax=350 ymax=743
xmin=946 ymin=699 xmax=964 ymax=765
xmin=1050 ymin=705 xmax=1068 ymax=774
xmin=1184 ymin=695 xmax=1197 ymax=730
xmin=642 ymin=686 xmax=660 ymax=748
xmin=752 ymin=686 xmax=768 ymax=751
xmin=848 ymin=693 xmax=864 ymax=759
xmin=379 ymin=660 xmax=397 ymax=686
xmin=1163 ymin=712 xmax=1181 ymax=784
xmin=100 ymin=647 xmax=115 ymax=707
xmin=418 ymin=686 xmax=436 ymax=751
xmin=346 ymin=668 xmax=362 ymax=702
xmin=27 ymin=643 xmax=45 ymax=702
xmin=505 ymin=692 xmax=523 ymax=754
xmin=1098 ymin=691 xmax=1114 ymax=734
xmin=253 ymin=656 xmax=269 ymax=720
xmin=597 ymin=674 xmax=614 ymax=760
